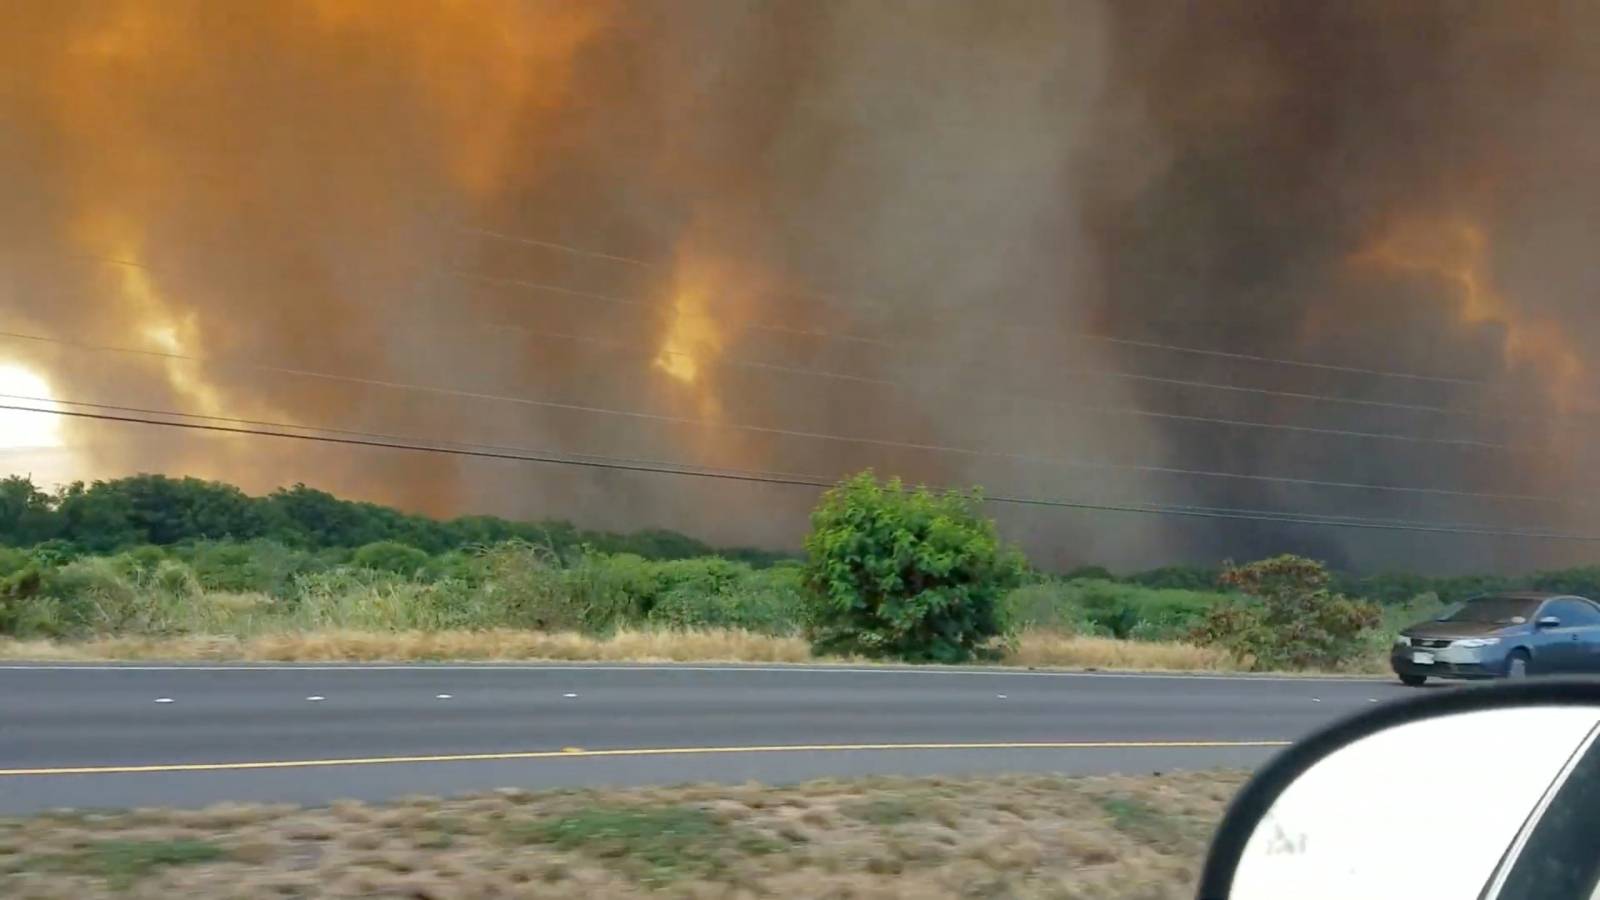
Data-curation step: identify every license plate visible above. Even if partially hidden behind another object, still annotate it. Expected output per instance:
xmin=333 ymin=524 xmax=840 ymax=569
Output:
xmin=1412 ymin=651 xmax=1436 ymax=665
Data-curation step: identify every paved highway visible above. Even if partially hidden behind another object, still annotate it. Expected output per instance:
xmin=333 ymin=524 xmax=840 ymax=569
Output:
xmin=0 ymin=663 xmax=1407 ymax=812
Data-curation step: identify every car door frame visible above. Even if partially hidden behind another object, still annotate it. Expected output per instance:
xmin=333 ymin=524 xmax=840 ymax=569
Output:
xmin=1534 ymin=598 xmax=1594 ymax=674
xmin=1555 ymin=597 xmax=1600 ymax=674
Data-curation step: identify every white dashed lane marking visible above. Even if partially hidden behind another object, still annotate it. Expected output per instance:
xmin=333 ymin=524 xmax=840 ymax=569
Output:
xmin=435 ymin=694 xmax=452 ymax=700
xmin=305 ymin=696 xmax=326 ymax=702
xmin=154 ymin=698 xmax=174 ymax=704
xmin=563 ymin=693 xmax=578 ymax=699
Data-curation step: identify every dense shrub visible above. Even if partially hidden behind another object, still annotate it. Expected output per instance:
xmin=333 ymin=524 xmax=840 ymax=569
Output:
xmin=802 ymin=472 xmax=1024 ymax=662
xmin=1126 ymin=565 xmax=1220 ymax=591
xmin=0 ymin=546 xmax=28 ymax=578
xmin=1000 ymin=578 xmax=1222 ymax=639
xmin=649 ymin=563 xmax=806 ymax=634
xmin=1000 ymin=581 xmax=1097 ymax=634
xmin=351 ymin=541 xmax=431 ymax=577
xmin=475 ymin=544 xmax=652 ymax=632
xmin=1190 ymin=555 xmax=1381 ymax=670
xmin=172 ymin=540 xmax=334 ymax=597
xmin=1530 ymin=567 xmax=1600 ymax=599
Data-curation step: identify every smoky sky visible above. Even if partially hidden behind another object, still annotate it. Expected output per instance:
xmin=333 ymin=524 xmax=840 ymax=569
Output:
xmin=1 ymin=0 xmax=1597 ymax=573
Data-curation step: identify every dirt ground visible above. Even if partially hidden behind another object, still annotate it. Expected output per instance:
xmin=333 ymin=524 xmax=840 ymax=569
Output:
xmin=0 ymin=771 xmax=1247 ymax=899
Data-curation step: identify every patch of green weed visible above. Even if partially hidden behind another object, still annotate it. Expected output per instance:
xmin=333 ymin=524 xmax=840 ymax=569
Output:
xmin=842 ymin=797 xmax=928 ymax=826
xmin=505 ymin=805 xmax=776 ymax=885
xmin=30 ymin=839 xmax=226 ymax=888
xmin=1094 ymin=795 xmax=1184 ymax=851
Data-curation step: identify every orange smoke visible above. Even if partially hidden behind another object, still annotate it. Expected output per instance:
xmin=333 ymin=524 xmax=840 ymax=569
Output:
xmin=1 ymin=0 xmax=614 ymax=499
xmin=1352 ymin=216 xmax=1586 ymax=407
xmin=653 ymin=258 xmax=737 ymax=420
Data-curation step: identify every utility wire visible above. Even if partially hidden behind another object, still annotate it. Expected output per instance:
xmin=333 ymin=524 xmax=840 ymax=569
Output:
xmin=0 ymin=328 xmax=1572 ymax=505
xmin=0 ymin=392 xmax=832 ymax=485
xmin=455 ymin=222 xmax=1495 ymax=387
xmin=36 ymin=383 xmax=1480 ymax=528
xmin=424 ymin=305 xmax=1511 ymax=448
xmin=7 ymin=399 xmax=1599 ymax=542
xmin=450 ymin=267 xmax=1585 ymax=426
xmin=59 ymin=249 xmax=1569 ymax=426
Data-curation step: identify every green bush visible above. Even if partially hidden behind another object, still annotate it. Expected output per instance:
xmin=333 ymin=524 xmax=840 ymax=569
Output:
xmin=648 ymin=562 xmax=806 ymax=634
xmin=27 ymin=539 xmax=79 ymax=567
xmin=289 ymin=569 xmax=486 ymax=631
xmin=475 ymin=545 xmax=652 ymax=632
xmin=802 ymin=471 xmax=1024 ymax=662
xmin=38 ymin=557 xmax=195 ymax=636
xmin=1071 ymin=579 xmax=1218 ymax=639
xmin=1000 ymin=578 xmax=1222 ymax=639
xmin=0 ymin=546 xmax=28 ymax=578
xmin=174 ymin=539 xmax=333 ymax=597
xmin=999 ymin=581 xmax=1097 ymax=634
xmin=351 ymin=541 xmax=431 ymax=577
xmin=1190 ymin=555 xmax=1381 ymax=671
xmin=1531 ymin=566 xmax=1600 ymax=598
xmin=0 ymin=564 xmax=44 ymax=633
xmin=1127 ymin=565 xmax=1219 ymax=591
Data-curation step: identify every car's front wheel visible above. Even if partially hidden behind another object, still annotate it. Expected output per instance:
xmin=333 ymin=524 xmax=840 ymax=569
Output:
xmin=1399 ymin=673 xmax=1428 ymax=687
xmin=1505 ymin=650 xmax=1531 ymax=679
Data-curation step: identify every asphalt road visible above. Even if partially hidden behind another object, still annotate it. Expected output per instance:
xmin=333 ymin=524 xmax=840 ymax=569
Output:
xmin=0 ymin=663 xmax=1408 ymax=813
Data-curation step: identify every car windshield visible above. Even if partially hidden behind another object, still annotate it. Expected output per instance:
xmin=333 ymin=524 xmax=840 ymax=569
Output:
xmin=1440 ymin=598 xmax=1540 ymax=625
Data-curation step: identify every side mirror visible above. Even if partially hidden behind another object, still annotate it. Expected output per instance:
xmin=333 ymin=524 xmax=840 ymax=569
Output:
xmin=1197 ymin=681 xmax=1600 ymax=899
xmin=1539 ymin=615 xmax=1563 ymax=628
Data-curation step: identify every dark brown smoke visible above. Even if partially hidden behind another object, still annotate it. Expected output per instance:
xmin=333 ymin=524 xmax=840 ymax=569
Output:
xmin=2 ymin=1 xmax=1597 ymax=572
xmin=1077 ymin=0 xmax=1600 ymax=571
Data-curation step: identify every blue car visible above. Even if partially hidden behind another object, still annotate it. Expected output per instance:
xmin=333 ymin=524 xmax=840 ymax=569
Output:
xmin=1391 ymin=592 xmax=1600 ymax=686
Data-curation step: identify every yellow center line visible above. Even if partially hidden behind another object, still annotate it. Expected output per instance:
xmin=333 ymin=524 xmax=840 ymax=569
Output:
xmin=0 ymin=740 xmax=1289 ymax=777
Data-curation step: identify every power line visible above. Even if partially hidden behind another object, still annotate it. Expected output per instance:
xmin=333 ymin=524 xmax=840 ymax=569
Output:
xmin=456 ymin=222 xmax=1496 ymax=387
xmin=451 ymin=269 xmax=890 ymax=347
xmin=438 ymin=313 xmax=1509 ymax=450
xmin=453 ymin=225 xmax=657 ymax=270
xmin=0 ymin=392 xmax=835 ymax=485
xmin=7 ymin=399 xmax=1599 ymax=542
xmin=60 ymin=248 xmax=1568 ymax=427
xmin=446 ymin=268 xmax=1569 ymax=441
xmin=1 ymin=328 xmax=1573 ymax=505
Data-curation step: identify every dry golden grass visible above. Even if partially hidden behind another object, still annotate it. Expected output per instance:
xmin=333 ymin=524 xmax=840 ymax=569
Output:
xmin=1008 ymin=633 xmax=1235 ymax=672
xmin=0 ymin=771 xmax=1248 ymax=899
xmin=0 ymin=627 xmax=1381 ymax=675
xmin=0 ymin=628 xmax=813 ymax=664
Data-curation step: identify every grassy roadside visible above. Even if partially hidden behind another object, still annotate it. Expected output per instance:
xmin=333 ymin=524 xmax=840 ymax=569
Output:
xmin=0 ymin=627 xmax=1382 ymax=675
xmin=0 ymin=771 xmax=1246 ymax=899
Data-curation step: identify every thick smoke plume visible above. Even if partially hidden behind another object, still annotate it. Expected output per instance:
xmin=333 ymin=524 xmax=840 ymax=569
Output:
xmin=1 ymin=1 xmax=1596 ymax=571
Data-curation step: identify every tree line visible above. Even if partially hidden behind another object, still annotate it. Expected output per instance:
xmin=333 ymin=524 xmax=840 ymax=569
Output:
xmin=0 ymin=473 xmax=789 ymax=565
xmin=5 ymin=471 xmax=1598 ymax=606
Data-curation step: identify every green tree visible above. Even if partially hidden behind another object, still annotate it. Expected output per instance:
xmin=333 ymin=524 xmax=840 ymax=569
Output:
xmin=0 ymin=476 xmax=59 ymax=545
xmin=1191 ymin=555 xmax=1381 ymax=671
xmin=802 ymin=471 xmax=1024 ymax=663
xmin=53 ymin=481 xmax=138 ymax=551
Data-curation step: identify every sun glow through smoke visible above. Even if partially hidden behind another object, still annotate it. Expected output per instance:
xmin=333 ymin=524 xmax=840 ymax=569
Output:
xmin=85 ymin=220 xmax=228 ymax=418
xmin=0 ymin=365 xmax=64 ymax=449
